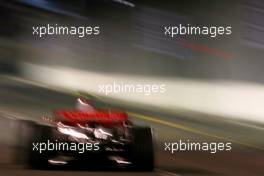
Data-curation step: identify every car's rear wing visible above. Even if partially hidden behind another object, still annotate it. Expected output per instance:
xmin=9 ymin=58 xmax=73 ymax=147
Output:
xmin=55 ymin=110 xmax=128 ymax=125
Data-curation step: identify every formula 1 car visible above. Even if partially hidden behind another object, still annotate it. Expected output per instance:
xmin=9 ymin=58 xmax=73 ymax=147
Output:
xmin=17 ymin=97 xmax=154 ymax=171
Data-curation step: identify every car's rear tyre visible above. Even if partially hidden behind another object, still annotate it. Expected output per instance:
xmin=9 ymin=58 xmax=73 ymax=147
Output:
xmin=17 ymin=120 xmax=53 ymax=169
xmin=131 ymin=127 xmax=154 ymax=171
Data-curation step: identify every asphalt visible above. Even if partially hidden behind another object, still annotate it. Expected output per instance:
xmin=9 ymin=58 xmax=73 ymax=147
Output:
xmin=0 ymin=76 xmax=263 ymax=176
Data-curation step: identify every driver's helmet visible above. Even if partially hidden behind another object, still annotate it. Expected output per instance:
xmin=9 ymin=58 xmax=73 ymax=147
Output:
xmin=75 ymin=97 xmax=96 ymax=113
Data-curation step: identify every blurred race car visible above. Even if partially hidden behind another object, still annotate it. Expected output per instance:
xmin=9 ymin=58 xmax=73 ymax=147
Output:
xmin=18 ymin=97 xmax=154 ymax=171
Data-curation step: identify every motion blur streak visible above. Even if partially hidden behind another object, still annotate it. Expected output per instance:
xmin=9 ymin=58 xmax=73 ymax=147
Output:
xmin=127 ymin=112 xmax=264 ymax=150
xmin=21 ymin=63 xmax=264 ymax=123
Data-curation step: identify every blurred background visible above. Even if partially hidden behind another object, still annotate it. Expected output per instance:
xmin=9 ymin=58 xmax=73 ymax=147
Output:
xmin=0 ymin=0 xmax=264 ymax=176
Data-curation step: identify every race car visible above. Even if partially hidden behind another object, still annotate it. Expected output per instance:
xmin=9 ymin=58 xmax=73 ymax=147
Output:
xmin=17 ymin=97 xmax=154 ymax=171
